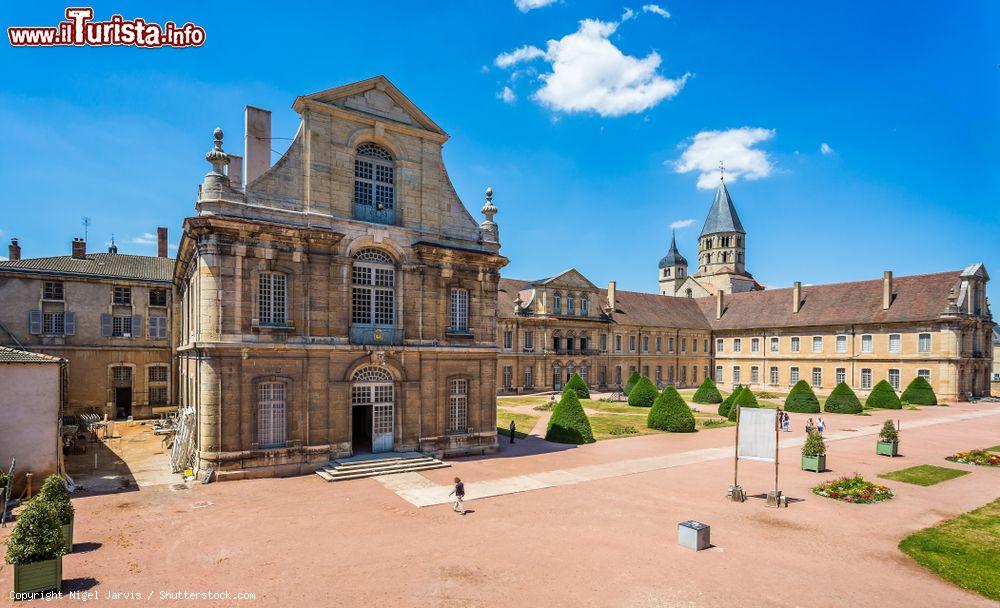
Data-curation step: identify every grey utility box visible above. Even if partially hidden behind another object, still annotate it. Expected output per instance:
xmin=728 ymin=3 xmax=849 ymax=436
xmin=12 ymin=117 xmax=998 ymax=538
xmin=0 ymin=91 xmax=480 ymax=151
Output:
xmin=677 ymin=520 xmax=711 ymax=551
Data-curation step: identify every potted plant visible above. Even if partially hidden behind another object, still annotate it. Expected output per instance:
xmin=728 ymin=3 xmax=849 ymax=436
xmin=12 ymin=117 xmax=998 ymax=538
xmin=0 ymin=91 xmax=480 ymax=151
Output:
xmin=877 ymin=419 xmax=899 ymax=456
xmin=37 ymin=475 xmax=74 ymax=552
xmin=801 ymin=429 xmax=826 ymax=472
xmin=5 ymin=498 xmax=67 ymax=595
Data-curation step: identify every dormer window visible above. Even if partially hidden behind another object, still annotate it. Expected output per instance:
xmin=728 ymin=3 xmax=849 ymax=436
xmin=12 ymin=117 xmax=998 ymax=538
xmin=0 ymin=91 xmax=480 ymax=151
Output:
xmin=581 ymin=298 xmax=589 ymax=316
xmin=354 ymin=143 xmax=395 ymax=225
xmin=553 ymin=294 xmax=562 ymax=314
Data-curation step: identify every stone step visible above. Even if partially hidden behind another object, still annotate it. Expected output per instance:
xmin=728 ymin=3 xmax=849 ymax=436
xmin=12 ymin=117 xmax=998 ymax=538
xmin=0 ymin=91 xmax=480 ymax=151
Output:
xmin=320 ymin=457 xmax=443 ymax=477
xmin=332 ymin=454 xmax=428 ymax=470
xmin=315 ymin=460 xmax=449 ymax=482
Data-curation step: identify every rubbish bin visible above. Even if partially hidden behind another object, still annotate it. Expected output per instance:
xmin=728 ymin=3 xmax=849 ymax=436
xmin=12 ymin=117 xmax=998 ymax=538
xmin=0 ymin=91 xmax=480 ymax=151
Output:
xmin=677 ymin=520 xmax=710 ymax=551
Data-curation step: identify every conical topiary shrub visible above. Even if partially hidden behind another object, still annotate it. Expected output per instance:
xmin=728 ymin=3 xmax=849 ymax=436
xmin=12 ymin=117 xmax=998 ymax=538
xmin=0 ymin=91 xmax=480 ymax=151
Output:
xmin=627 ymin=376 xmax=659 ymax=407
xmin=4 ymin=498 xmax=67 ymax=566
xmin=900 ymin=376 xmax=937 ymax=405
xmin=718 ymin=387 xmax=740 ymax=417
xmin=545 ymin=388 xmax=595 ymax=444
xmin=692 ymin=377 xmax=723 ymax=404
xmin=563 ymin=372 xmax=590 ymax=399
xmin=623 ymin=371 xmax=642 ymax=395
xmin=727 ymin=387 xmax=760 ymax=422
xmin=824 ymin=382 xmax=862 ymax=414
xmin=784 ymin=380 xmax=820 ymax=413
xmin=648 ymin=386 xmax=696 ymax=432
xmin=866 ymin=380 xmax=902 ymax=409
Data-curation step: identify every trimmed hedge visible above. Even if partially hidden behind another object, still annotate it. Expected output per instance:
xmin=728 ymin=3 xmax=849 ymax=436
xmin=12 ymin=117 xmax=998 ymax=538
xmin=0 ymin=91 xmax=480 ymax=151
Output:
xmin=623 ymin=371 xmax=642 ymax=395
xmin=692 ymin=377 xmax=723 ymax=404
xmin=824 ymin=382 xmax=862 ymax=414
xmin=727 ymin=387 xmax=760 ymax=422
xmin=648 ymin=386 xmax=696 ymax=432
xmin=628 ymin=376 xmax=658 ymax=408
xmin=563 ymin=372 xmax=590 ymax=399
xmin=866 ymin=380 xmax=902 ymax=410
xmin=545 ymin=389 xmax=595 ymax=444
xmin=900 ymin=376 xmax=937 ymax=406
xmin=784 ymin=380 xmax=820 ymax=413
xmin=718 ymin=387 xmax=740 ymax=417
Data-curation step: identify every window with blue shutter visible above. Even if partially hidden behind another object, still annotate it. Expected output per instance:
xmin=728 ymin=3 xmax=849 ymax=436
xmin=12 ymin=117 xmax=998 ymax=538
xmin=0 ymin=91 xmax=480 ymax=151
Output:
xmin=132 ymin=315 xmax=142 ymax=338
xmin=100 ymin=313 xmax=112 ymax=337
xmin=64 ymin=312 xmax=76 ymax=336
xmin=28 ymin=310 xmax=42 ymax=334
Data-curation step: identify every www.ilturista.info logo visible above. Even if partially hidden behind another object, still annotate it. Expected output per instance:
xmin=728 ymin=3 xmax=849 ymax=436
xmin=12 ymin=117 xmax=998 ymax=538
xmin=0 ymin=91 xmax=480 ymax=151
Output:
xmin=8 ymin=7 xmax=206 ymax=48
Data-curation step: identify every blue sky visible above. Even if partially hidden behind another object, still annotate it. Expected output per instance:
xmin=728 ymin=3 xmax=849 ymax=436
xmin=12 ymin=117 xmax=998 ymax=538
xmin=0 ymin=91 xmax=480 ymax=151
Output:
xmin=1 ymin=1 xmax=997 ymax=299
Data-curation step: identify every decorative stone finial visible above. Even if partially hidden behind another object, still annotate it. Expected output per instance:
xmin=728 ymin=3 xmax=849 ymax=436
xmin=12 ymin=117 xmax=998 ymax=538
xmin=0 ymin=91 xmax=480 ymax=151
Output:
xmin=480 ymin=186 xmax=499 ymax=245
xmin=481 ymin=186 xmax=497 ymax=222
xmin=203 ymin=127 xmax=231 ymax=189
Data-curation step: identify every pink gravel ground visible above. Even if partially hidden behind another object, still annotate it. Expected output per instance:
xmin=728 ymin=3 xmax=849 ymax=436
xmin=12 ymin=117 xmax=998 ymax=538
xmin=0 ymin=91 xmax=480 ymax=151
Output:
xmin=1 ymin=402 xmax=998 ymax=607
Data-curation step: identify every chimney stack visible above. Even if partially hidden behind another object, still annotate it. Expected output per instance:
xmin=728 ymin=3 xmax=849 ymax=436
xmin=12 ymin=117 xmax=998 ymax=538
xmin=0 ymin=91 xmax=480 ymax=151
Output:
xmin=244 ymin=106 xmax=272 ymax=185
xmin=882 ymin=271 xmax=893 ymax=310
xmin=71 ymin=238 xmax=86 ymax=260
xmin=792 ymin=281 xmax=802 ymax=313
xmin=607 ymin=281 xmax=617 ymax=312
xmin=715 ymin=290 xmax=725 ymax=320
xmin=8 ymin=238 xmax=20 ymax=261
xmin=228 ymin=154 xmax=244 ymax=190
xmin=157 ymin=227 xmax=168 ymax=258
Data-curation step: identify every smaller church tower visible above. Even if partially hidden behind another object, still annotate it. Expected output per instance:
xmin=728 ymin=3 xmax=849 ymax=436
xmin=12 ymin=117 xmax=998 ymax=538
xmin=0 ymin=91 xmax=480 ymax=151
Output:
xmin=658 ymin=231 xmax=688 ymax=296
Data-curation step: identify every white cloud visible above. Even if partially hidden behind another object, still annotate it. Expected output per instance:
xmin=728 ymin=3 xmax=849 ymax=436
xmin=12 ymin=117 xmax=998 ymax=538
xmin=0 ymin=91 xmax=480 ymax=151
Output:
xmin=820 ymin=142 xmax=834 ymax=155
xmin=132 ymin=233 xmax=157 ymax=245
xmin=670 ymin=218 xmax=695 ymax=229
xmin=498 ymin=86 xmax=517 ymax=104
xmin=642 ymin=4 xmax=671 ymax=18
xmin=514 ymin=0 xmax=558 ymax=13
xmin=495 ymin=17 xmax=689 ymax=117
xmin=494 ymin=44 xmax=546 ymax=69
xmin=621 ymin=8 xmax=636 ymax=22
xmin=673 ymin=127 xmax=777 ymax=189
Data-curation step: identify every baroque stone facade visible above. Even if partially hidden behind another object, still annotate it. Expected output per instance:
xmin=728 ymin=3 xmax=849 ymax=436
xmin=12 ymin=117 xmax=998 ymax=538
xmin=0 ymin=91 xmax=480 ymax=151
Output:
xmin=175 ymin=76 xmax=507 ymax=479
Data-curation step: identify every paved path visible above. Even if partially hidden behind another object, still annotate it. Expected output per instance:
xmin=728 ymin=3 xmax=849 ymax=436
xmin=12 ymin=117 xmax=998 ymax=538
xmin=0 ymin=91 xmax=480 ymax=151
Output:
xmin=377 ymin=407 xmax=1000 ymax=507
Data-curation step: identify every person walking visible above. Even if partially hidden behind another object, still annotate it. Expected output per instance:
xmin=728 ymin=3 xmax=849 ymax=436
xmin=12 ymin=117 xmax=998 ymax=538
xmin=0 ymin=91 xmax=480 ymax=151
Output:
xmin=817 ymin=417 xmax=825 ymax=435
xmin=806 ymin=417 xmax=814 ymax=434
xmin=449 ymin=477 xmax=466 ymax=514
xmin=508 ymin=419 xmax=516 ymax=444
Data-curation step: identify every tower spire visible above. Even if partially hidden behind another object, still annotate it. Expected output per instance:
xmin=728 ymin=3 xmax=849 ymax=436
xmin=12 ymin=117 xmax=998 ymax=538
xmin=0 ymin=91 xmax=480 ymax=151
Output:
xmin=719 ymin=160 xmax=725 ymax=182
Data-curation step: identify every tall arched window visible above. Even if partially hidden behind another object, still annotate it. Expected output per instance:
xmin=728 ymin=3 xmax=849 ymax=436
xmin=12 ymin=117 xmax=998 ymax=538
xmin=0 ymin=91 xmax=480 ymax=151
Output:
xmin=351 ymin=248 xmax=396 ymax=344
xmin=354 ymin=143 xmax=395 ymax=224
xmin=257 ymin=382 xmax=287 ymax=449
xmin=351 ymin=366 xmax=395 ymax=452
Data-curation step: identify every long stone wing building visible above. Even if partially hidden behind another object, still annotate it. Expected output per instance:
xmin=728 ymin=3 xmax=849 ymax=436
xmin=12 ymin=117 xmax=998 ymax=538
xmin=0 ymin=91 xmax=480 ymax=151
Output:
xmin=175 ymin=76 xmax=507 ymax=480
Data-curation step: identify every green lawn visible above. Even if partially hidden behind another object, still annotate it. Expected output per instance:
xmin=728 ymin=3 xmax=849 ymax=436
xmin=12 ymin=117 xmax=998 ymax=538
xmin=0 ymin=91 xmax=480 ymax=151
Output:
xmin=496 ymin=409 xmax=540 ymax=439
xmin=899 ymin=498 xmax=1000 ymax=601
xmin=588 ymin=414 xmax=661 ymax=441
xmin=879 ymin=465 xmax=970 ymax=486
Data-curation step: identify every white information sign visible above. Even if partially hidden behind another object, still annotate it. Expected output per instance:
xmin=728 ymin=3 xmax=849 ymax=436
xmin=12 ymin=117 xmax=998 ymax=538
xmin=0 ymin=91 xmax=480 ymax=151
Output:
xmin=736 ymin=407 xmax=777 ymax=463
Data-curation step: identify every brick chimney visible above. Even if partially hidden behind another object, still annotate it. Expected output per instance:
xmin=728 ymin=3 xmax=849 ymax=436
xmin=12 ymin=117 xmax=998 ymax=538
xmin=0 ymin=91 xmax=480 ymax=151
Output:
xmin=716 ymin=290 xmax=725 ymax=320
xmin=8 ymin=238 xmax=20 ymax=261
xmin=71 ymin=237 xmax=86 ymax=259
xmin=606 ymin=281 xmax=617 ymax=313
xmin=882 ymin=271 xmax=893 ymax=310
xmin=245 ymin=106 xmax=272 ymax=185
xmin=792 ymin=281 xmax=802 ymax=313
xmin=157 ymin=227 xmax=168 ymax=258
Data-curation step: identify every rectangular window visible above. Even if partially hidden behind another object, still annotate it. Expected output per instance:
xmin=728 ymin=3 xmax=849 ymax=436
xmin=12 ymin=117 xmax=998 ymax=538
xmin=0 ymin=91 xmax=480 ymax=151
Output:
xmin=112 ymin=315 xmax=133 ymax=337
xmin=836 ymin=335 xmax=847 ymax=354
xmin=149 ymin=289 xmax=167 ymax=307
xmin=733 ymin=366 xmax=741 ymax=384
xmin=769 ymin=366 xmax=779 ymax=385
xmin=813 ymin=336 xmax=823 ymax=353
xmin=629 ymin=335 xmax=636 ymax=352
xmin=918 ymin=333 xmax=931 ymax=353
xmin=502 ymin=366 xmax=512 ymax=388
xmin=656 ymin=336 xmax=662 ymax=352
xmin=681 ymin=365 xmax=688 ymax=385
xmin=614 ymin=366 xmax=622 ymax=385
xmin=148 ymin=366 xmax=168 ymax=382
xmin=43 ymin=281 xmax=64 ymax=300
xmin=733 ymin=338 xmax=742 ymax=353
xmin=643 ymin=336 xmax=650 ymax=352
xmin=917 ymin=369 xmax=930 ymax=381
xmin=812 ymin=367 xmax=822 ymax=388
xmin=600 ymin=334 xmax=608 ymax=352
xmin=149 ymin=386 xmax=168 ymax=406
xmin=113 ymin=286 xmax=132 ymax=305
xmin=790 ymin=367 xmax=800 ymax=383
xmin=553 ymin=336 xmax=561 ymax=351
xmin=449 ymin=379 xmax=468 ymax=432
xmin=692 ymin=365 xmax=698 ymax=383
xmin=503 ymin=330 xmax=513 ymax=350
xmin=703 ymin=339 xmax=708 ymax=353
xmin=42 ymin=312 xmax=65 ymax=335
xmin=566 ymin=337 xmax=575 ymax=351
xmin=791 ymin=337 xmax=800 ymax=353
xmin=567 ymin=296 xmax=575 ymax=315
xmin=599 ymin=366 xmax=607 ymax=385
xmin=655 ymin=366 xmax=662 ymax=382
xmin=861 ymin=334 xmax=873 ymax=353
xmin=715 ymin=366 xmax=723 ymax=382
xmin=667 ymin=366 xmax=675 ymax=384
xmin=450 ymin=289 xmax=469 ymax=332
xmin=643 ymin=365 xmax=650 ymax=378
xmin=112 ymin=366 xmax=132 ymax=385
xmin=553 ymin=294 xmax=561 ymax=314
xmin=260 ymin=273 xmax=288 ymax=325
xmin=750 ymin=366 xmax=759 ymax=384
xmin=668 ymin=337 xmax=675 ymax=353
xmin=524 ymin=331 xmax=534 ymax=351
xmin=615 ymin=335 xmax=622 ymax=352
xmin=148 ymin=316 xmax=168 ymax=339
xmin=581 ymin=299 xmax=589 ymax=316
xmin=257 ymin=382 xmax=286 ymax=449
xmin=836 ymin=367 xmax=846 ymax=385
xmin=888 ymin=369 xmax=900 ymax=390
xmin=524 ymin=366 xmax=533 ymax=388
xmin=861 ymin=368 xmax=872 ymax=389
xmin=770 ymin=337 xmax=779 ymax=353
xmin=751 ymin=338 xmax=760 ymax=353
xmin=888 ymin=334 xmax=901 ymax=354
xmin=681 ymin=338 xmax=687 ymax=353
xmin=716 ymin=338 xmax=724 ymax=353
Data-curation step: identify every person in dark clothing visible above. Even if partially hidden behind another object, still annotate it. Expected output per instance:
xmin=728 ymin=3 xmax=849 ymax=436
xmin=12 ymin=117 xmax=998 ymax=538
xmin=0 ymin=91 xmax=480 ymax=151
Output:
xmin=449 ymin=477 xmax=466 ymax=514
xmin=509 ymin=419 xmax=516 ymax=444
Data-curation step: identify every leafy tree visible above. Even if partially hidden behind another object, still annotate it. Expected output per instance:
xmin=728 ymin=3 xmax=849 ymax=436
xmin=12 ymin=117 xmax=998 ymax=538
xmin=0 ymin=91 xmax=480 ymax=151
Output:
xmin=647 ymin=386 xmax=696 ymax=432
xmin=824 ymin=382 xmax=862 ymax=414
xmin=718 ymin=387 xmax=741 ymax=417
xmin=37 ymin=474 xmax=74 ymax=525
xmin=784 ymin=380 xmax=820 ymax=413
xmin=545 ymin=388 xmax=595 ymax=444
xmin=4 ymin=499 xmax=67 ymax=565
xmin=627 ymin=376 xmax=658 ymax=408
xmin=878 ymin=419 xmax=899 ymax=443
xmin=802 ymin=429 xmax=826 ymax=457
xmin=623 ymin=371 xmax=642 ymax=396
xmin=866 ymin=380 xmax=902 ymax=409
xmin=900 ymin=376 xmax=937 ymax=406
xmin=692 ymin=377 xmax=723 ymax=404
xmin=727 ymin=387 xmax=759 ymax=422
xmin=562 ymin=372 xmax=590 ymax=400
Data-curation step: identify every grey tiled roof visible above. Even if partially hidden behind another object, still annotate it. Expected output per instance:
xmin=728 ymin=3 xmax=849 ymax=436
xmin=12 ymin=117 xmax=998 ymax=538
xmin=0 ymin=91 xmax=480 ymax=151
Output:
xmin=700 ymin=181 xmax=745 ymax=236
xmin=658 ymin=232 xmax=688 ymax=269
xmin=0 ymin=253 xmax=174 ymax=283
xmin=0 ymin=346 xmax=65 ymax=364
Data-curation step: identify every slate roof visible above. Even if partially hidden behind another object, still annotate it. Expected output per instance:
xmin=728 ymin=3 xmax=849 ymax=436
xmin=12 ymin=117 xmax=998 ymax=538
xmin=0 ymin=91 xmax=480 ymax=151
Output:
xmin=0 ymin=346 xmax=65 ymax=364
xmin=0 ymin=253 xmax=174 ymax=283
xmin=700 ymin=181 xmax=745 ymax=236
xmin=658 ymin=232 xmax=688 ymax=269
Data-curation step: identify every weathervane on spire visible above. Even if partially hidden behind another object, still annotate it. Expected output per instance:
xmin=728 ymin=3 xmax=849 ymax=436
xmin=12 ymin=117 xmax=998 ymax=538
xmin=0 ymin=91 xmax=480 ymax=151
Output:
xmin=719 ymin=160 xmax=725 ymax=182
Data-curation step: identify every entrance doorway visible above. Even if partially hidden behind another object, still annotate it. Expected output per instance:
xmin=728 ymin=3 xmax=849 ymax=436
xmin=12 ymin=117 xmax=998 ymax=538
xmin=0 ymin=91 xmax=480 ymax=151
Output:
xmin=350 ymin=366 xmax=395 ymax=454
xmin=351 ymin=406 xmax=373 ymax=453
xmin=115 ymin=387 xmax=132 ymax=419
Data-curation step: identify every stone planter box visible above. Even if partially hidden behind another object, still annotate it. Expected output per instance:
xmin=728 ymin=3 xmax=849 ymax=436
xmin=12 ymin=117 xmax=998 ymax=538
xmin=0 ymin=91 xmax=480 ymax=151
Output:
xmin=801 ymin=453 xmax=826 ymax=472
xmin=61 ymin=518 xmax=74 ymax=553
xmin=876 ymin=441 xmax=899 ymax=456
xmin=13 ymin=557 xmax=62 ymax=595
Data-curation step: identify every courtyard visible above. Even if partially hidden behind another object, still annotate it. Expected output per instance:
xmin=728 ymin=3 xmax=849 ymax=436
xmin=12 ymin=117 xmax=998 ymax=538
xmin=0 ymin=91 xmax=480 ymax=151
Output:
xmin=2 ymin=401 xmax=997 ymax=606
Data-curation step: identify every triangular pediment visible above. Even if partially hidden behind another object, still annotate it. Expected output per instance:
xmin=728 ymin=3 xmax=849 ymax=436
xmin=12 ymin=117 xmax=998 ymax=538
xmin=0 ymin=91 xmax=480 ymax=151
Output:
xmin=299 ymin=75 xmax=446 ymax=136
xmin=532 ymin=269 xmax=598 ymax=291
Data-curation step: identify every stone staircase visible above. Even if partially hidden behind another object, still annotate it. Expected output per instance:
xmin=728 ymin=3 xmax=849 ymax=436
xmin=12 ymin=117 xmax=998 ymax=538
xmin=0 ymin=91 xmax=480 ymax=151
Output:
xmin=315 ymin=451 xmax=449 ymax=482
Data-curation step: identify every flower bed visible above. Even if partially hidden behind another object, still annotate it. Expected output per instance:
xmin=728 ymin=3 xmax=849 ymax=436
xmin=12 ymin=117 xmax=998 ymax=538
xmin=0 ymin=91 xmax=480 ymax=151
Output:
xmin=812 ymin=474 xmax=894 ymax=504
xmin=945 ymin=449 xmax=1000 ymax=467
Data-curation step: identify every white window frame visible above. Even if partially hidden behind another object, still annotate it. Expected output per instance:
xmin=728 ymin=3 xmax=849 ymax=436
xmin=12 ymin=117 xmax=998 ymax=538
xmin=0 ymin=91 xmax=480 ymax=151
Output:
xmin=790 ymin=367 xmax=800 ymax=383
xmin=750 ymin=366 xmax=759 ymax=384
xmin=450 ymin=288 xmax=469 ymax=332
xmin=888 ymin=369 xmax=900 ymax=390
xmin=812 ymin=336 xmax=823 ymax=353
xmin=524 ymin=331 xmax=534 ymax=351
xmin=715 ymin=366 xmax=723 ymax=383
xmin=888 ymin=334 xmax=901 ymax=354
xmin=770 ymin=337 xmax=779 ymax=353
xmin=790 ymin=337 xmax=800 ymax=353
xmin=503 ymin=330 xmax=513 ymax=350
xmin=112 ymin=315 xmax=133 ymax=337
xmin=449 ymin=379 xmax=468 ymax=433
xmin=257 ymin=382 xmax=287 ymax=449
xmin=918 ymin=333 xmax=931 ymax=353
xmin=732 ymin=366 xmax=742 ymax=385
xmin=861 ymin=368 xmax=872 ymax=390
xmin=716 ymin=338 xmax=724 ymax=353
xmin=812 ymin=367 xmax=822 ymax=388
xmin=917 ymin=369 xmax=930 ymax=381
xmin=502 ymin=366 xmax=513 ymax=388
xmin=836 ymin=367 xmax=846 ymax=385
xmin=258 ymin=272 xmax=288 ymax=326
xmin=751 ymin=337 xmax=760 ymax=353
xmin=836 ymin=335 xmax=847 ymax=354
xmin=861 ymin=334 xmax=873 ymax=353
xmin=524 ymin=366 xmax=533 ymax=387
xmin=769 ymin=366 xmax=779 ymax=385
xmin=733 ymin=338 xmax=742 ymax=353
